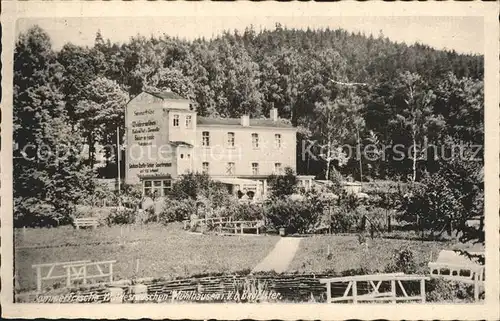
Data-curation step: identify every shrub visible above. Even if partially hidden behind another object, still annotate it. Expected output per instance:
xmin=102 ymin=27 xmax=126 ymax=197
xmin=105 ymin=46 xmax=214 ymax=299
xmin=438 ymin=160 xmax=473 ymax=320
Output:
xmin=264 ymin=194 xmax=323 ymax=234
xmin=267 ymin=167 xmax=298 ymax=198
xmin=398 ymin=174 xmax=461 ymax=237
xmin=14 ymin=198 xmax=73 ymax=227
xmin=221 ymin=201 xmax=264 ymax=221
xmin=159 ymin=198 xmax=197 ymax=223
xmin=329 ymin=207 xmax=357 ymax=233
xmin=105 ymin=207 xmax=136 ymax=225
xmin=426 ymin=278 xmax=477 ymax=302
xmin=384 ymin=246 xmax=417 ymax=274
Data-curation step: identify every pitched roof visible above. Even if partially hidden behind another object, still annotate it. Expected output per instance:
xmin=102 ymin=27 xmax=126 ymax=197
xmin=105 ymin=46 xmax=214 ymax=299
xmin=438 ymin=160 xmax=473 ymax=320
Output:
xmin=145 ymin=90 xmax=187 ymax=100
xmin=196 ymin=117 xmax=295 ymax=129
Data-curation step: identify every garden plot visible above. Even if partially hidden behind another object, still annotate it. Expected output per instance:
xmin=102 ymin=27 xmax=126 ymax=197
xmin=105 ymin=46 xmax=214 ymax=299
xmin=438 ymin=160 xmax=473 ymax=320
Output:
xmin=14 ymin=223 xmax=279 ymax=292
xmin=287 ymin=235 xmax=484 ymax=274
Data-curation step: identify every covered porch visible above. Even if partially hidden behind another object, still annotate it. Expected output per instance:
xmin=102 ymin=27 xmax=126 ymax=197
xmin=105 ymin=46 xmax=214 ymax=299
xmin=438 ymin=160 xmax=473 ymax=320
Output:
xmin=214 ymin=177 xmax=266 ymax=201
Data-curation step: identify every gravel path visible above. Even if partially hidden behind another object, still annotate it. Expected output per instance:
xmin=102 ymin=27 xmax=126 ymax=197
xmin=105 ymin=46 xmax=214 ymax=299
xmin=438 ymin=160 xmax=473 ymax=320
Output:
xmin=252 ymin=237 xmax=302 ymax=273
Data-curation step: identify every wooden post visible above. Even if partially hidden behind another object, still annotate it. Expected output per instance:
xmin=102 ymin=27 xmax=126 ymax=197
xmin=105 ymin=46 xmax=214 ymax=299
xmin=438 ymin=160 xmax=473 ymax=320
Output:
xmin=83 ymin=265 xmax=88 ymax=285
xmin=109 ymin=262 xmax=114 ymax=282
xmin=240 ymin=225 xmax=244 ymax=234
xmin=352 ymin=281 xmax=358 ymax=303
xmin=474 ymin=272 xmax=479 ymax=301
xmin=391 ymin=279 xmax=396 ymax=303
xmin=36 ymin=266 xmax=42 ymax=293
xmin=420 ymin=278 xmax=426 ymax=303
xmin=66 ymin=267 xmax=72 ymax=287
xmin=23 ymin=226 xmax=26 ymax=237
xmin=325 ymin=281 xmax=331 ymax=303
xmin=234 ymin=225 xmax=237 ymax=234
xmin=135 ymin=259 xmax=140 ymax=274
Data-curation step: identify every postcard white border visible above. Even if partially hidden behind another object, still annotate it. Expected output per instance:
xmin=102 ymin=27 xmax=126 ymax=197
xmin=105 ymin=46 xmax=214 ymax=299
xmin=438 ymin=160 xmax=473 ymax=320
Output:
xmin=1 ymin=1 xmax=499 ymax=319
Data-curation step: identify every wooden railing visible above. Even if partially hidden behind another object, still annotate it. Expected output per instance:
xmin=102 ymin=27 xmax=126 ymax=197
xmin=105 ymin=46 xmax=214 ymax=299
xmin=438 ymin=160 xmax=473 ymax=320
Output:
xmin=320 ymin=273 xmax=429 ymax=303
xmin=33 ymin=260 xmax=91 ymax=293
xmin=74 ymin=217 xmax=99 ymax=229
xmin=183 ymin=217 xmax=265 ymax=235
xmin=33 ymin=260 xmax=115 ymax=293
xmin=63 ymin=260 xmax=116 ymax=287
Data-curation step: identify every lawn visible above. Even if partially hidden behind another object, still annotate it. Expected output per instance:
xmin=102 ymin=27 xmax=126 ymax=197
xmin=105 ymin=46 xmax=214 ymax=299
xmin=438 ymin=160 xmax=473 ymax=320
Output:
xmin=14 ymin=223 xmax=280 ymax=292
xmin=287 ymin=234 xmax=484 ymax=274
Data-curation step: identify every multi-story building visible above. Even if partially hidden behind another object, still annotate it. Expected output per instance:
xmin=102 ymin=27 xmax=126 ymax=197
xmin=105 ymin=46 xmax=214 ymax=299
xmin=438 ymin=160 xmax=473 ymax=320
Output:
xmin=125 ymin=90 xmax=311 ymax=199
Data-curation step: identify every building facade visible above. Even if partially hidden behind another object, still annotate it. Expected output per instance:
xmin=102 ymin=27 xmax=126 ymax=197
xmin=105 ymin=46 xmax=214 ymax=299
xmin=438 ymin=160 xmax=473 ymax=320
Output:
xmin=125 ymin=91 xmax=298 ymax=199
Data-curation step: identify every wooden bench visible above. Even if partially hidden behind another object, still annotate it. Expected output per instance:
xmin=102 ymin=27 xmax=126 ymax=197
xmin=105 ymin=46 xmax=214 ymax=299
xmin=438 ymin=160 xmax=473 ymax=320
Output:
xmin=218 ymin=220 xmax=264 ymax=235
xmin=74 ymin=217 xmax=98 ymax=229
xmin=428 ymin=250 xmax=484 ymax=301
xmin=33 ymin=260 xmax=91 ymax=293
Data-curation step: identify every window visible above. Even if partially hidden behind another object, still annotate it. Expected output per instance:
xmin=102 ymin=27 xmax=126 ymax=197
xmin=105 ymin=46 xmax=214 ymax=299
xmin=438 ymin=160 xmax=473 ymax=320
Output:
xmin=185 ymin=115 xmax=192 ymax=128
xmin=252 ymin=133 xmax=259 ymax=148
xmin=226 ymin=162 xmax=235 ymax=175
xmin=202 ymin=131 xmax=210 ymax=147
xmin=227 ymin=132 xmax=235 ymax=147
xmin=274 ymin=163 xmax=282 ymax=174
xmin=180 ymin=154 xmax=184 ymax=159
xmin=202 ymin=162 xmax=209 ymax=174
xmin=275 ymin=134 xmax=282 ymax=149
xmin=143 ymin=179 xmax=172 ymax=197
xmin=251 ymin=162 xmax=259 ymax=175
xmin=173 ymin=114 xmax=179 ymax=127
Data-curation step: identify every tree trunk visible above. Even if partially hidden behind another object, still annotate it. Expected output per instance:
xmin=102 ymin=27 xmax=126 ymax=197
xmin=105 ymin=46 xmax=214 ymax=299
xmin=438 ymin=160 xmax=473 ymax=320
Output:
xmin=357 ymin=128 xmax=363 ymax=182
xmin=325 ymin=158 xmax=331 ymax=181
xmin=412 ymin=135 xmax=417 ymax=182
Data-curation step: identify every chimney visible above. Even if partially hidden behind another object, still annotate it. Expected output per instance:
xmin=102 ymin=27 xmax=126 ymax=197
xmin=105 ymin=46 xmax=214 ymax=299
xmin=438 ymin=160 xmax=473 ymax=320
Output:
xmin=270 ymin=108 xmax=278 ymax=122
xmin=241 ymin=115 xmax=250 ymax=127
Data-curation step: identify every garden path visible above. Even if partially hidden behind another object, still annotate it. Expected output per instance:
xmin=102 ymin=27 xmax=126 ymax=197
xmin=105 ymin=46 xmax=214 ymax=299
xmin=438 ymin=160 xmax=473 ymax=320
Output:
xmin=252 ymin=237 xmax=302 ymax=273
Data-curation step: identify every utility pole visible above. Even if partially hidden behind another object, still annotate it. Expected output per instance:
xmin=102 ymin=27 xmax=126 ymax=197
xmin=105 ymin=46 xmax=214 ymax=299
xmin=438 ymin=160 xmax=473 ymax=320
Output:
xmin=117 ymin=127 xmax=121 ymax=199
xmin=330 ymin=78 xmax=368 ymax=183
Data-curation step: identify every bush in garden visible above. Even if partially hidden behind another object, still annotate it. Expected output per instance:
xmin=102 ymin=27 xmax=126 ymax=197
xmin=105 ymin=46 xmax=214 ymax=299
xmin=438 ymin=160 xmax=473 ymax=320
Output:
xmin=264 ymin=193 xmax=323 ymax=234
xmin=159 ymin=198 xmax=197 ymax=223
xmin=105 ymin=207 xmax=136 ymax=225
xmin=267 ymin=167 xmax=298 ymax=198
xmin=329 ymin=210 xmax=357 ymax=233
xmin=398 ymin=173 xmax=461 ymax=237
xmin=226 ymin=202 xmax=264 ymax=221
xmin=14 ymin=200 xmax=69 ymax=227
xmin=384 ymin=246 xmax=417 ymax=274
xmin=426 ymin=278 xmax=476 ymax=302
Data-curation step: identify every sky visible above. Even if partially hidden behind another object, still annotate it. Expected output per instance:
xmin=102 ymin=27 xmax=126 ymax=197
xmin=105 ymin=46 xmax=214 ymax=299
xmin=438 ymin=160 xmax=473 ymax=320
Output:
xmin=16 ymin=16 xmax=484 ymax=55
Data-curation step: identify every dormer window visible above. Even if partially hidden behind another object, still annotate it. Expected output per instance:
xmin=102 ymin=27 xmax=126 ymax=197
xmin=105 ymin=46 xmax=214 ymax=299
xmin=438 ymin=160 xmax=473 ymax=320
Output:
xmin=173 ymin=114 xmax=179 ymax=127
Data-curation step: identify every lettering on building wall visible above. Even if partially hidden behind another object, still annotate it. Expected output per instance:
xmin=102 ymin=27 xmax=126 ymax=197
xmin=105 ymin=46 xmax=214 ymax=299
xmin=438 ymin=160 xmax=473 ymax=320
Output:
xmin=130 ymin=112 xmax=160 ymax=146
xmin=129 ymin=162 xmax=172 ymax=174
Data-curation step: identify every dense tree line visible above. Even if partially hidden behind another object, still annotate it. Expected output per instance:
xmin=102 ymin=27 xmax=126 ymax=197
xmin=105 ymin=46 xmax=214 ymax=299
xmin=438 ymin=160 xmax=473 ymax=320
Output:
xmin=14 ymin=24 xmax=484 ymax=236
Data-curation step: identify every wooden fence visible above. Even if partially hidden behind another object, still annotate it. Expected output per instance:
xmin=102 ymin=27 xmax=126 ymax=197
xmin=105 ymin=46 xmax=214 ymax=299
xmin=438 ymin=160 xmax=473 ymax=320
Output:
xmin=320 ymin=273 xmax=429 ymax=303
xmin=33 ymin=260 xmax=115 ymax=293
xmin=184 ymin=217 xmax=265 ymax=235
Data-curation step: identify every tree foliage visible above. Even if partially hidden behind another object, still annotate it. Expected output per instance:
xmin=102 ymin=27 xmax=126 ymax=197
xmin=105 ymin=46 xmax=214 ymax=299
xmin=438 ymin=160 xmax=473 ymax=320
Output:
xmin=267 ymin=167 xmax=298 ymax=198
xmin=14 ymin=24 xmax=484 ymax=233
xmin=14 ymin=26 xmax=95 ymax=227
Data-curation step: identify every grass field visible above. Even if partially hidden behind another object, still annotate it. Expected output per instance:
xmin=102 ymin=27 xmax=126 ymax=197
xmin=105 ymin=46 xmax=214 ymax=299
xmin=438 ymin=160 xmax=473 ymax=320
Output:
xmin=287 ymin=234 xmax=484 ymax=274
xmin=14 ymin=223 xmax=279 ymax=292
